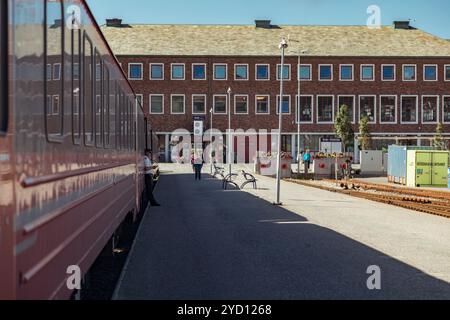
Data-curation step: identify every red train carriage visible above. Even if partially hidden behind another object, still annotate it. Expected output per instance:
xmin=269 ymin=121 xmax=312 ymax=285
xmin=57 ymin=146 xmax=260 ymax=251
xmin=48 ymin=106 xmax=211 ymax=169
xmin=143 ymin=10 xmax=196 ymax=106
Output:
xmin=0 ymin=0 xmax=155 ymax=299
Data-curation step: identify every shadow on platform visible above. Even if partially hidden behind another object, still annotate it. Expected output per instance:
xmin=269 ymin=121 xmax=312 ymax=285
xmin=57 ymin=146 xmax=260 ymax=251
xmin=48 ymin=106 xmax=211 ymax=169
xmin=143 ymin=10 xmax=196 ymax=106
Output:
xmin=114 ymin=173 xmax=450 ymax=300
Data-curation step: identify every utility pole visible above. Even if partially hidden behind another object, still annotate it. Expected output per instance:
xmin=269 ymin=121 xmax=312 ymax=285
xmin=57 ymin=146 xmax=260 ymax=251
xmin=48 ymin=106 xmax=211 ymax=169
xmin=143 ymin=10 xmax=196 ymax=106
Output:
xmin=275 ymin=38 xmax=288 ymax=206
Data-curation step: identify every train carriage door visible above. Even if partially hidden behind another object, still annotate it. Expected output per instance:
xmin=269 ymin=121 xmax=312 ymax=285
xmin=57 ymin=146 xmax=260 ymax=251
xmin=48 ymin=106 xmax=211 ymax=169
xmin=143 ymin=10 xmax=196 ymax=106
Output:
xmin=0 ymin=0 xmax=6 ymax=134
xmin=0 ymin=0 xmax=14 ymax=300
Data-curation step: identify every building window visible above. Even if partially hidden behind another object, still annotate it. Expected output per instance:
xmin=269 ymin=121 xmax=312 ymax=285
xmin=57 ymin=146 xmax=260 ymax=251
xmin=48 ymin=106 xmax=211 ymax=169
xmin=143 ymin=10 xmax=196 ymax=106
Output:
xmin=338 ymin=95 xmax=355 ymax=123
xmin=213 ymin=95 xmax=227 ymax=114
xmin=281 ymin=135 xmax=292 ymax=153
xmin=424 ymin=65 xmax=437 ymax=81
xmin=128 ymin=63 xmax=142 ymax=80
xmin=171 ymin=95 xmax=185 ymax=114
xmin=214 ymin=64 xmax=227 ymax=80
xmin=192 ymin=95 xmax=206 ymax=114
xmin=73 ymin=63 xmax=80 ymax=81
xmin=234 ymin=95 xmax=249 ymax=114
xmin=422 ymin=96 xmax=439 ymax=123
xmin=255 ymin=95 xmax=270 ymax=114
xmin=256 ymin=64 xmax=269 ymax=80
xmin=235 ymin=64 xmax=248 ymax=80
xmin=403 ymin=65 xmax=416 ymax=81
xmin=299 ymin=64 xmax=312 ymax=81
xmin=276 ymin=95 xmax=291 ymax=114
xmin=380 ymin=95 xmax=397 ymax=123
xmin=340 ymin=65 xmax=354 ymax=81
xmin=361 ymin=64 xmax=374 ymax=81
xmin=359 ymin=96 xmax=376 ymax=123
xmin=47 ymin=64 xmax=52 ymax=81
xmin=319 ymin=65 xmax=332 ymax=81
xmin=171 ymin=64 xmax=185 ymax=80
xmin=445 ymin=65 xmax=450 ymax=81
xmin=443 ymin=96 xmax=450 ymax=123
xmin=150 ymin=63 xmax=164 ymax=80
xmin=53 ymin=63 xmax=61 ymax=80
xmin=150 ymin=94 xmax=164 ymax=114
xmin=297 ymin=95 xmax=313 ymax=123
xmin=317 ymin=95 xmax=334 ymax=123
xmin=52 ymin=95 xmax=60 ymax=115
xmin=136 ymin=94 xmax=143 ymax=106
xmin=401 ymin=96 xmax=418 ymax=123
xmin=277 ymin=64 xmax=291 ymax=80
xmin=192 ymin=64 xmax=206 ymax=80
xmin=382 ymin=65 xmax=395 ymax=81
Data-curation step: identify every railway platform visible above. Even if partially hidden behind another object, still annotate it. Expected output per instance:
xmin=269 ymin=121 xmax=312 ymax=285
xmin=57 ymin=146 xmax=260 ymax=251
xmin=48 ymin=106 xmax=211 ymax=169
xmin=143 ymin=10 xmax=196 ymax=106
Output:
xmin=113 ymin=164 xmax=450 ymax=300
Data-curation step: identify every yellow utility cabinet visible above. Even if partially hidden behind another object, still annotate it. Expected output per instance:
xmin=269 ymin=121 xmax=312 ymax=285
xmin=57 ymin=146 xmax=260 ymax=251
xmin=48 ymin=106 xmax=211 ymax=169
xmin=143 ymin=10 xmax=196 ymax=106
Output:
xmin=406 ymin=150 xmax=449 ymax=187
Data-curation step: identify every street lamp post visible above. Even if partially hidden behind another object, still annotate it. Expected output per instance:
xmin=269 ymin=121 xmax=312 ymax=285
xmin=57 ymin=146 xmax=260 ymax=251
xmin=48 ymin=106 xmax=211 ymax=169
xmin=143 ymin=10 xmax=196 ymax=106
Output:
xmin=210 ymin=108 xmax=213 ymax=174
xmin=227 ymin=87 xmax=232 ymax=177
xmin=292 ymin=48 xmax=308 ymax=176
xmin=275 ymin=38 xmax=288 ymax=206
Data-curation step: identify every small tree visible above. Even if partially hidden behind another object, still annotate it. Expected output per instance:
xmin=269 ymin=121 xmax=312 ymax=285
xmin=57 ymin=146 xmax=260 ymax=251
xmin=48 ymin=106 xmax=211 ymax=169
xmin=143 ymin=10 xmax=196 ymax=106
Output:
xmin=433 ymin=122 xmax=447 ymax=150
xmin=334 ymin=104 xmax=354 ymax=152
xmin=359 ymin=115 xmax=373 ymax=150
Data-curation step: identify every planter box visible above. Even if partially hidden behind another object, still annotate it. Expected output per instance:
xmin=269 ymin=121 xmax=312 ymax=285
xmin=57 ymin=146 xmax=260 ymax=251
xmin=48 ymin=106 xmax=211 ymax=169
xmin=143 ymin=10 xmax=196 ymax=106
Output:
xmin=314 ymin=157 xmax=351 ymax=179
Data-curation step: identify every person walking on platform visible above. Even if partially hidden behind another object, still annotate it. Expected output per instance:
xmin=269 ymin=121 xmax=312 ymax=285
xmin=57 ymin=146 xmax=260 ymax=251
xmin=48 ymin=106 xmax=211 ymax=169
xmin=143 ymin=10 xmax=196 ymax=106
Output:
xmin=193 ymin=152 xmax=204 ymax=181
xmin=144 ymin=149 xmax=161 ymax=207
xmin=303 ymin=149 xmax=312 ymax=174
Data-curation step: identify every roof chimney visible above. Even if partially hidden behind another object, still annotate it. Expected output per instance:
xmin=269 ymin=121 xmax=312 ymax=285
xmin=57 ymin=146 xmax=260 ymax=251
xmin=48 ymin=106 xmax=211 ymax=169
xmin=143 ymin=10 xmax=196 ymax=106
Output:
xmin=106 ymin=18 xmax=123 ymax=27
xmin=51 ymin=19 xmax=62 ymax=28
xmin=394 ymin=21 xmax=411 ymax=29
xmin=255 ymin=20 xmax=272 ymax=29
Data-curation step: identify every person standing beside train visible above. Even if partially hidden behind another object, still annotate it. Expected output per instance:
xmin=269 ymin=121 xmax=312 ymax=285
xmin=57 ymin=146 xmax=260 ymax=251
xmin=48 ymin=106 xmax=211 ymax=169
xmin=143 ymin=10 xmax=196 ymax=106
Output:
xmin=144 ymin=149 xmax=161 ymax=207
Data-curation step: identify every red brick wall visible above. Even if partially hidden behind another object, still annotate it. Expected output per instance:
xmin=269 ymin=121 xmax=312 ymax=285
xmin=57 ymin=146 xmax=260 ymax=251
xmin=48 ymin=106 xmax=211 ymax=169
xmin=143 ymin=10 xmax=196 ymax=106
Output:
xmin=119 ymin=55 xmax=450 ymax=135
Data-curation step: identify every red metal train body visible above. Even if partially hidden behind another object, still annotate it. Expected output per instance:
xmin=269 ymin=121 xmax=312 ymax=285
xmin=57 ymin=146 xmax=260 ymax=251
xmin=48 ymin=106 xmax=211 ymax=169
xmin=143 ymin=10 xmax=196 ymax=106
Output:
xmin=0 ymin=0 xmax=155 ymax=299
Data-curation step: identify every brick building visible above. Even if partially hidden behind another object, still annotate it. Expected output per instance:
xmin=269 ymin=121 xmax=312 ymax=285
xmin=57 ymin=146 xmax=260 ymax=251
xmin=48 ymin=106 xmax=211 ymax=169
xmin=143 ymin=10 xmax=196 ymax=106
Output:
xmin=102 ymin=19 xmax=450 ymax=162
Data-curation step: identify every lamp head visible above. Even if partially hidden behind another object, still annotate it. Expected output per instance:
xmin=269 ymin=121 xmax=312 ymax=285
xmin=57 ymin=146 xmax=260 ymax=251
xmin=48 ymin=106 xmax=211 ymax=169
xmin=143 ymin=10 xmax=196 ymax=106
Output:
xmin=279 ymin=38 xmax=288 ymax=49
xmin=227 ymin=87 xmax=232 ymax=94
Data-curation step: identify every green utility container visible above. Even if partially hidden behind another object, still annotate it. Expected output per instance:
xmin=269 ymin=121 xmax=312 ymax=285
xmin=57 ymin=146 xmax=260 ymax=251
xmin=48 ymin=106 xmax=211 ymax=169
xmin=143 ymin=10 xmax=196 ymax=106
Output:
xmin=406 ymin=150 xmax=449 ymax=187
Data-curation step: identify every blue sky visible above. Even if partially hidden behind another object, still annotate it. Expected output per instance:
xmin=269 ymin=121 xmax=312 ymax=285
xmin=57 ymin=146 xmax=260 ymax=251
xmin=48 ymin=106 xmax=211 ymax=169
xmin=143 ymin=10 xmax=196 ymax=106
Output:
xmin=87 ymin=0 xmax=450 ymax=39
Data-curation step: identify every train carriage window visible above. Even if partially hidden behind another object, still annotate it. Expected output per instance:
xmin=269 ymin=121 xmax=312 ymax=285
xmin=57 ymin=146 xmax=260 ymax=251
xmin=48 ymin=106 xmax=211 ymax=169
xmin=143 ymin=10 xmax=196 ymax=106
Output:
xmin=128 ymin=98 xmax=132 ymax=151
xmin=125 ymin=95 xmax=129 ymax=150
xmin=83 ymin=34 xmax=94 ymax=146
xmin=72 ymin=28 xmax=81 ymax=145
xmin=132 ymin=99 xmax=136 ymax=151
xmin=45 ymin=0 xmax=64 ymax=141
xmin=108 ymin=77 xmax=115 ymax=149
xmin=124 ymin=96 xmax=129 ymax=150
xmin=116 ymin=89 xmax=120 ymax=150
xmin=104 ymin=66 xmax=110 ymax=148
xmin=120 ymin=90 xmax=125 ymax=150
xmin=94 ymin=50 xmax=103 ymax=148
xmin=0 ymin=0 xmax=5 ymax=134
xmin=130 ymin=98 xmax=134 ymax=151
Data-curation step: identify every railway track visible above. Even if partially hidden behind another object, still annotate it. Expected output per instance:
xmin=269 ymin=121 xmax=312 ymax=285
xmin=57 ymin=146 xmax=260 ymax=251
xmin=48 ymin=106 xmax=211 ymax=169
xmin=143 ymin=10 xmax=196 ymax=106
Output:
xmin=345 ymin=179 xmax=450 ymax=202
xmin=285 ymin=179 xmax=450 ymax=219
